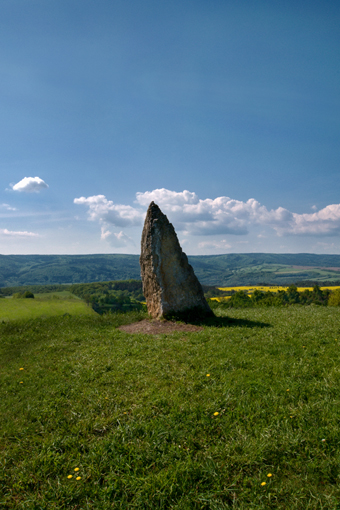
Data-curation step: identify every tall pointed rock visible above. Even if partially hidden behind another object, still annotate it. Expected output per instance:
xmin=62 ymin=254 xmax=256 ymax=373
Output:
xmin=140 ymin=202 xmax=214 ymax=319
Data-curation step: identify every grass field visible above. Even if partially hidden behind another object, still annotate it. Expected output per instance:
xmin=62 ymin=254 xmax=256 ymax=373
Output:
xmin=34 ymin=291 xmax=81 ymax=299
xmin=0 ymin=294 xmax=94 ymax=322
xmin=1 ymin=305 xmax=340 ymax=508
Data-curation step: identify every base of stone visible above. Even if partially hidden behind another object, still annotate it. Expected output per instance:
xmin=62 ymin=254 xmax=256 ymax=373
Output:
xmin=161 ymin=305 xmax=215 ymax=322
xmin=118 ymin=318 xmax=204 ymax=335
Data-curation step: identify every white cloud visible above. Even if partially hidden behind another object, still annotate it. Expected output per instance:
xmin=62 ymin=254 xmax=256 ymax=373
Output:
xmin=136 ymin=188 xmax=199 ymax=207
xmin=75 ymin=188 xmax=340 ymax=240
xmin=136 ymin=189 xmax=294 ymax=235
xmin=100 ymin=226 xmax=111 ymax=240
xmin=12 ymin=176 xmax=49 ymax=193
xmin=0 ymin=228 xmax=40 ymax=237
xmin=198 ymin=240 xmax=232 ymax=250
xmin=1 ymin=203 xmax=17 ymax=211
xmin=74 ymin=195 xmax=143 ymax=227
xmin=100 ymin=227 xmax=135 ymax=247
xmin=279 ymin=204 xmax=340 ymax=236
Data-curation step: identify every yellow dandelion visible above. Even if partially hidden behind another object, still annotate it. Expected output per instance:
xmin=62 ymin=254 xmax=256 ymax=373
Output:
xmin=19 ymin=381 xmax=23 ymax=384
xmin=74 ymin=467 xmax=79 ymax=472
xmin=290 ymin=416 xmax=293 ymax=418
xmin=76 ymin=476 xmax=81 ymax=480
xmin=123 ymin=412 xmax=127 ymax=414
xmin=67 ymin=475 xmax=73 ymax=479
xmin=213 ymin=412 xmax=219 ymax=416
xmin=286 ymin=389 xmax=289 ymax=391
xmin=206 ymin=374 xmax=210 ymax=377
xmin=261 ymin=482 xmax=266 ymax=486
xmin=19 ymin=368 xmax=24 ymax=370
xmin=267 ymin=473 xmax=272 ymax=477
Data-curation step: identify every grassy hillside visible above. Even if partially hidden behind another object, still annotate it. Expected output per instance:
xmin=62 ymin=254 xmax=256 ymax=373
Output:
xmin=1 ymin=306 xmax=340 ymax=508
xmin=0 ymin=293 xmax=95 ymax=322
xmin=192 ymin=254 xmax=340 ymax=285
xmin=0 ymin=254 xmax=141 ymax=287
xmin=1 ymin=253 xmax=340 ymax=287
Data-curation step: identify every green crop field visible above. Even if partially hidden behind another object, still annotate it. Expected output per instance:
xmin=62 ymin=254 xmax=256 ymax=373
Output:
xmin=0 ymin=294 xmax=94 ymax=322
xmin=1 ymin=305 xmax=340 ymax=509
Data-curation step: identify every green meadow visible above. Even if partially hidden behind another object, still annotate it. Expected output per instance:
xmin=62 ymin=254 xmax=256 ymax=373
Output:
xmin=1 ymin=304 xmax=340 ymax=509
xmin=0 ymin=293 xmax=94 ymax=322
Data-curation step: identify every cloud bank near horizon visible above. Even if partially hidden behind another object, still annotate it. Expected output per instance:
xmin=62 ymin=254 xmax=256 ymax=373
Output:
xmin=0 ymin=228 xmax=40 ymax=238
xmin=74 ymin=189 xmax=340 ymax=246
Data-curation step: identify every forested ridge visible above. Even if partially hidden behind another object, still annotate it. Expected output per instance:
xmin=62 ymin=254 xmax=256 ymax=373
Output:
xmin=1 ymin=253 xmax=340 ymax=287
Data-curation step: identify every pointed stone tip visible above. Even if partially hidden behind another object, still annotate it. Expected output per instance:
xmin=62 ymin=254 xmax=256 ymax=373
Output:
xmin=147 ymin=201 xmax=162 ymax=216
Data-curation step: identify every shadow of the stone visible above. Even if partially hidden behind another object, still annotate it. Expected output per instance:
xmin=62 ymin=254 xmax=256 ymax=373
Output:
xmin=186 ymin=315 xmax=271 ymax=329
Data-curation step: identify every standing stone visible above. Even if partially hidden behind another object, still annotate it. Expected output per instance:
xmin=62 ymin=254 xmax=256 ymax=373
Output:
xmin=140 ymin=202 xmax=214 ymax=320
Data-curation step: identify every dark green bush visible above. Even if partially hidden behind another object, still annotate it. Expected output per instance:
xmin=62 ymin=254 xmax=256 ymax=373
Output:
xmin=12 ymin=291 xmax=34 ymax=299
xmin=228 ymin=290 xmax=252 ymax=308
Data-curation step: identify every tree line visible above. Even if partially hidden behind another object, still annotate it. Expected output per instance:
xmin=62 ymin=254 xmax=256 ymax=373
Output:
xmin=69 ymin=280 xmax=145 ymax=314
xmin=212 ymin=284 xmax=340 ymax=308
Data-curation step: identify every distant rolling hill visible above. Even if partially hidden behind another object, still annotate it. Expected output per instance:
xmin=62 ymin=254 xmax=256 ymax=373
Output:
xmin=1 ymin=253 xmax=340 ymax=288
xmin=0 ymin=254 xmax=141 ymax=288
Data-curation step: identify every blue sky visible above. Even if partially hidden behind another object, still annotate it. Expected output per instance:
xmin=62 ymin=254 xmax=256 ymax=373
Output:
xmin=1 ymin=0 xmax=340 ymax=255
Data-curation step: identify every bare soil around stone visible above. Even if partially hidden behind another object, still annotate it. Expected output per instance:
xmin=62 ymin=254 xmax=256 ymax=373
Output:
xmin=118 ymin=319 xmax=204 ymax=335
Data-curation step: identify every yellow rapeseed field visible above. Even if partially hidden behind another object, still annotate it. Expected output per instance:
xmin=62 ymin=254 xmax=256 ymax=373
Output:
xmin=209 ymin=285 xmax=340 ymax=301
xmin=217 ymin=285 xmax=340 ymax=295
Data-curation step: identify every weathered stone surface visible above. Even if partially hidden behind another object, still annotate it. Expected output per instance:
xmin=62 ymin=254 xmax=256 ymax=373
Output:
xmin=140 ymin=202 xmax=214 ymax=319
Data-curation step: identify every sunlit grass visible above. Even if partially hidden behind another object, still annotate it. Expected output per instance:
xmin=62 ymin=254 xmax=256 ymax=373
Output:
xmin=34 ymin=291 xmax=81 ymax=299
xmin=0 ymin=296 xmax=95 ymax=321
xmin=1 ymin=307 xmax=340 ymax=508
